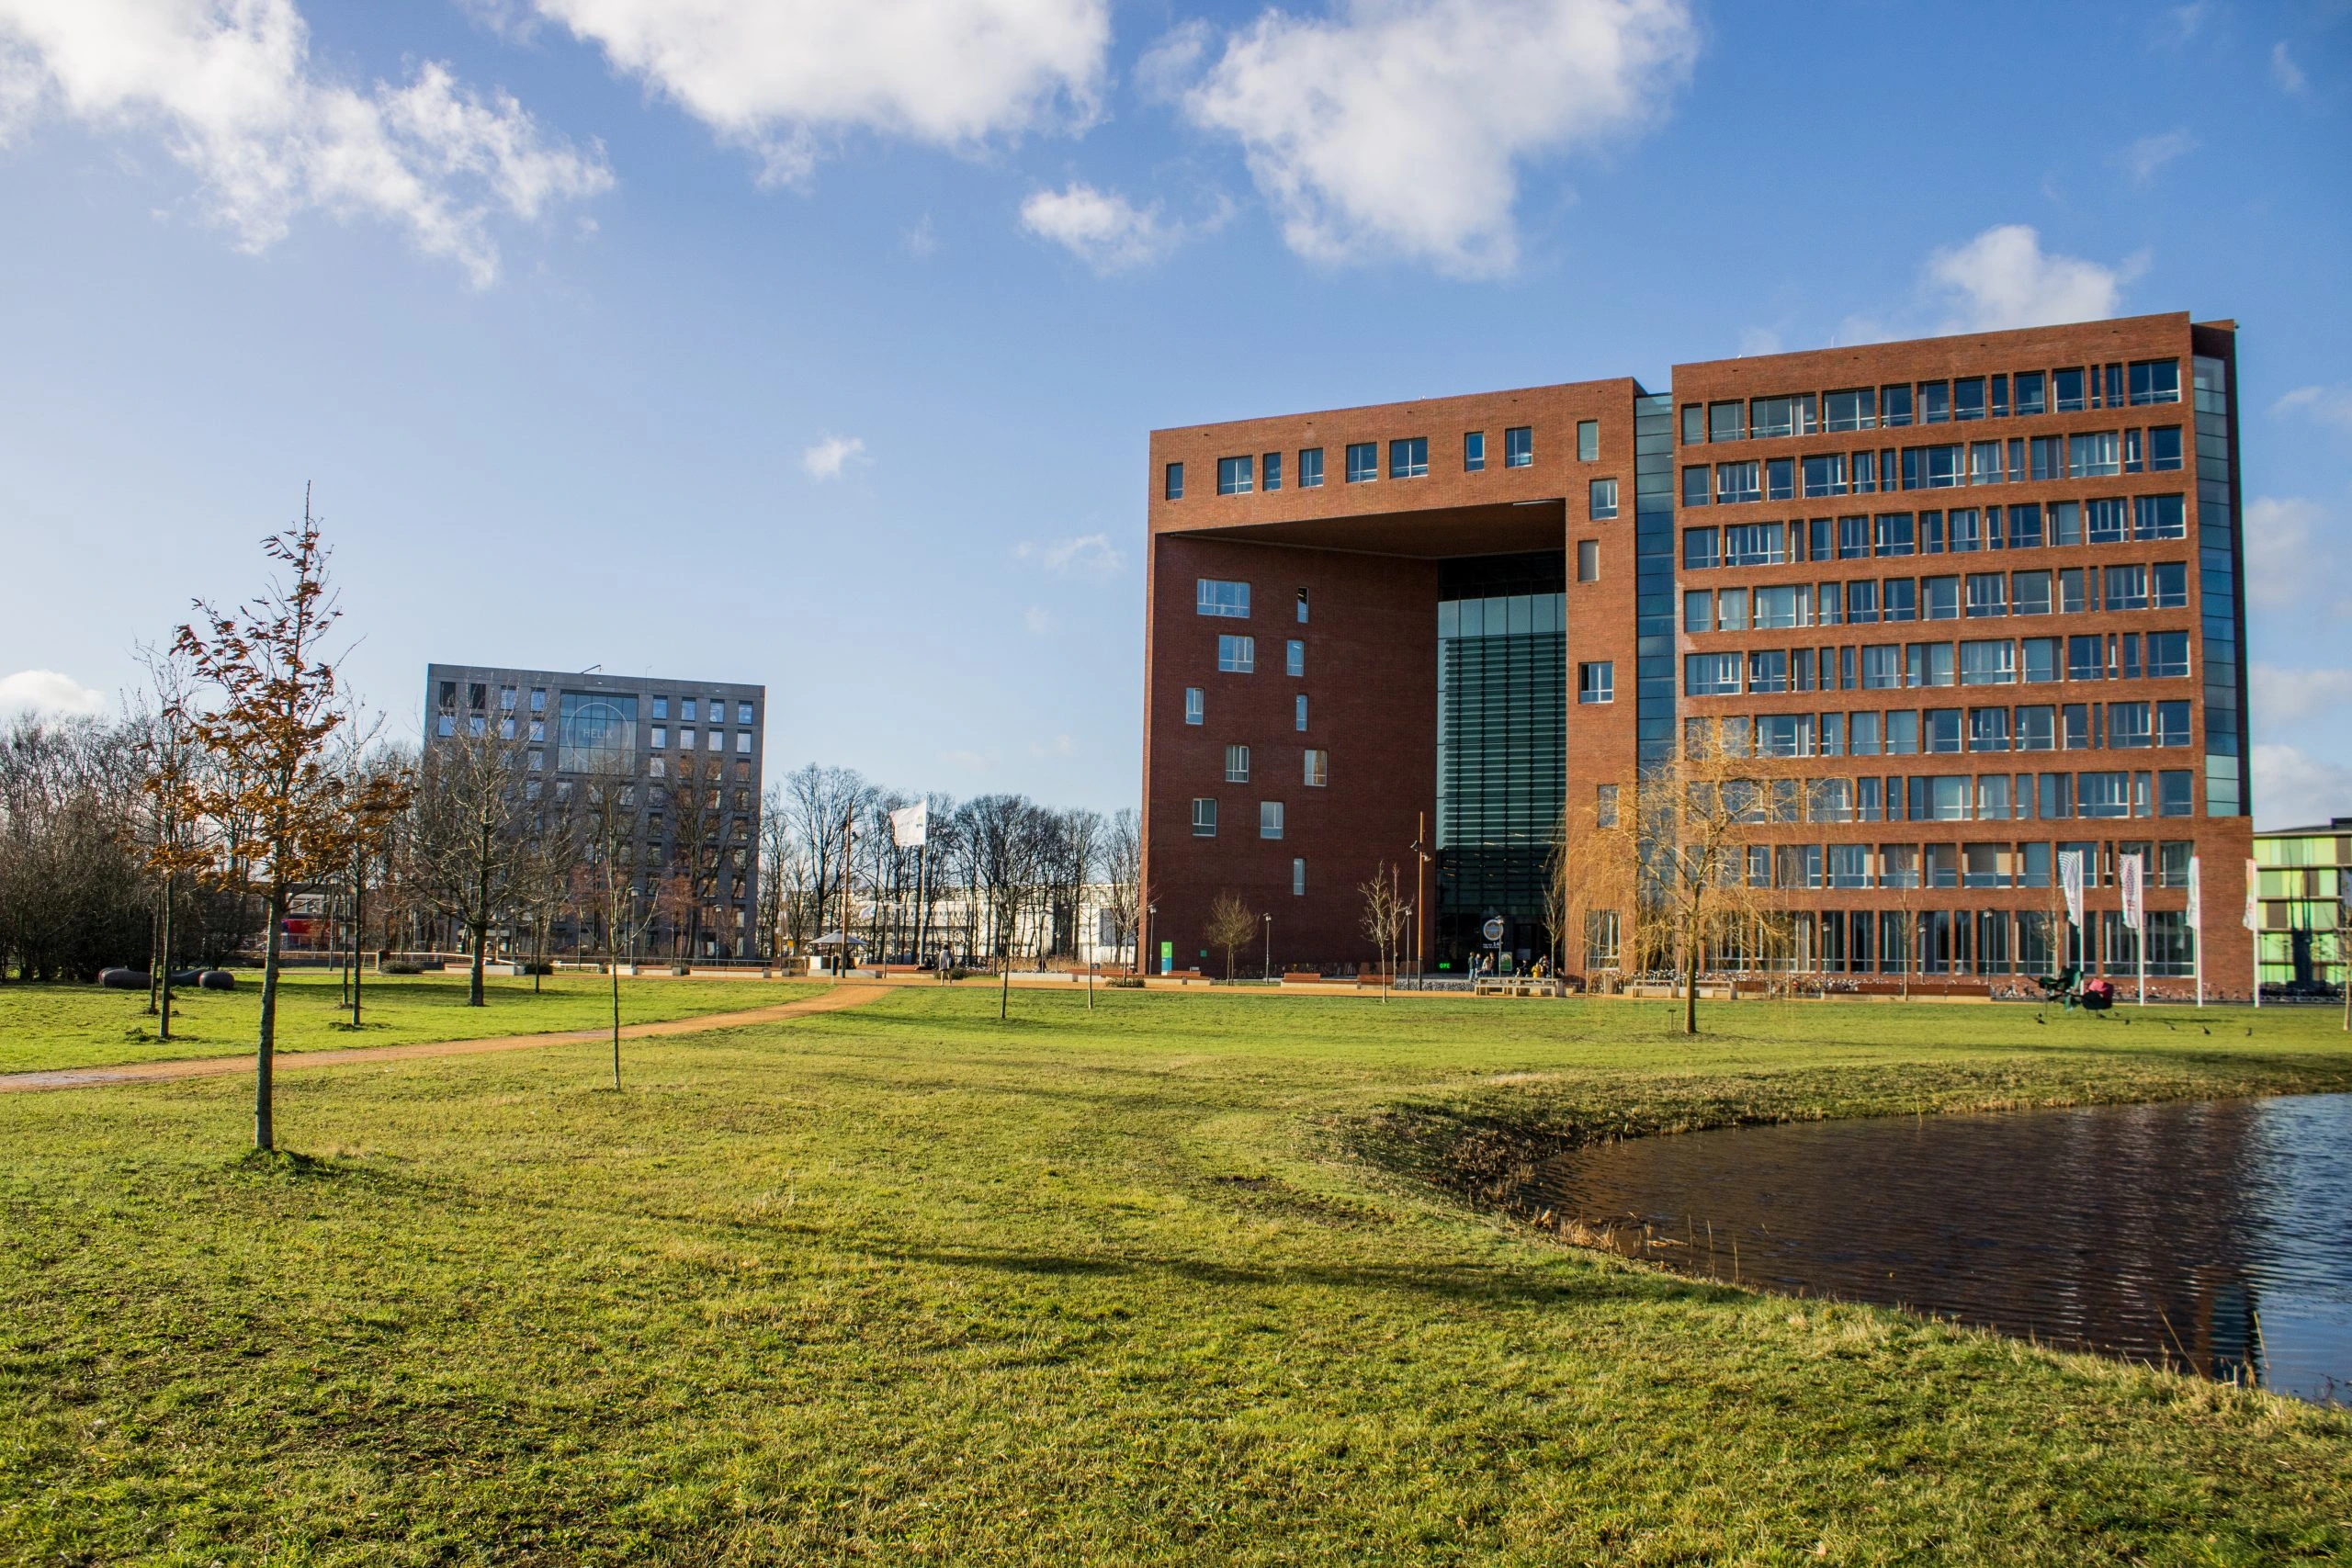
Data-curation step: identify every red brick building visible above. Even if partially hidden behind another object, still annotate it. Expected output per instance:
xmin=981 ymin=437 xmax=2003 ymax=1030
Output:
xmin=1141 ymin=312 xmax=2253 ymax=991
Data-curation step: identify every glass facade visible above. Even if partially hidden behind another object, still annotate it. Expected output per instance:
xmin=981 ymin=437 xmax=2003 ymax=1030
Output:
xmin=1634 ymin=392 xmax=1677 ymax=766
xmin=557 ymin=691 xmax=637 ymax=773
xmin=1435 ymin=555 xmax=1566 ymax=970
xmin=2192 ymin=354 xmax=2247 ymax=817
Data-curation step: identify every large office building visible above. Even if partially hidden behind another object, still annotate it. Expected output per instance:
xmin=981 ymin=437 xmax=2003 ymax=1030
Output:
xmin=424 ymin=664 xmax=767 ymax=959
xmin=1141 ymin=313 xmax=2254 ymax=987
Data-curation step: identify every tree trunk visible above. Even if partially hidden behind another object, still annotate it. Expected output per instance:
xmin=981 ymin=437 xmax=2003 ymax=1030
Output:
xmin=256 ymin=879 xmax=285 ymax=1151
xmin=1683 ymin=916 xmax=1701 ymax=1036
xmin=469 ymin=818 xmax=491 ymax=1006
xmin=351 ymin=864 xmax=364 ymax=1028
xmin=157 ymin=873 xmax=175 ymax=1042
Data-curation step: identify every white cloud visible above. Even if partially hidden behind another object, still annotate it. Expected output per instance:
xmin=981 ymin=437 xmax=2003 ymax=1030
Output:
xmin=0 ymin=669 xmax=106 ymax=716
xmin=1170 ymin=0 xmax=1697 ymax=276
xmin=800 ymin=434 xmax=865 ymax=479
xmin=1015 ymin=532 xmax=1125 ymax=575
xmin=1028 ymin=733 xmax=1076 ymax=758
xmin=1736 ymin=326 xmax=1781 ymax=357
xmin=2253 ymin=744 xmax=2352 ymax=831
xmin=1023 ymin=605 xmax=1052 ymax=637
xmin=1925 ymin=224 xmax=2140 ymax=333
xmin=2115 ymin=128 xmax=2197 ymax=186
xmin=528 ymin=0 xmax=1109 ymax=186
xmin=2270 ymin=385 xmax=2352 ymax=434
xmin=2251 ymin=665 xmax=2352 ymax=728
xmin=902 ymin=213 xmax=937 ymax=257
xmin=1019 ymin=182 xmax=1182 ymax=273
xmin=2244 ymin=496 xmax=2350 ymax=615
xmin=2154 ymin=4 xmax=2208 ymax=48
xmin=2271 ymin=40 xmax=2307 ymax=96
xmin=0 ymin=0 xmax=610 ymax=287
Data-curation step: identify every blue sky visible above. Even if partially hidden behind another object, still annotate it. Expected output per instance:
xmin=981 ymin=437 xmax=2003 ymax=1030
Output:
xmin=1 ymin=0 xmax=2347 ymax=825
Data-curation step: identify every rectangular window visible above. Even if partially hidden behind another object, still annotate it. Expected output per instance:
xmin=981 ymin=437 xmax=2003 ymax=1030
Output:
xmin=1260 ymin=801 xmax=1284 ymax=840
xmin=2154 ymin=700 xmax=2191 ymax=748
xmin=1922 ymin=575 xmax=1960 ymax=620
xmin=1724 ymin=521 xmax=1785 ymax=565
xmin=1682 ymin=527 xmax=1719 ymax=569
xmin=2158 ymin=770 xmax=2194 ymax=817
xmin=1389 ymin=436 xmax=1429 ymax=479
xmin=2124 ymin=428 xmax=2144 ymax=475
xmin=1295 ymin=588 xmax=1309 ymax=623
xmin=1577 ymin=420 xmax=1600 ymax=461
xmin=1959 ymin=639 xmax=2015 ymax=685
xmin=1715 ymin=461 xmax=1761 ymax=503
xmin=1304 ymin=750 xmax=1329 ymax=786
xmin=1346 ymin=442 xmax=1378 ymax=482
xmin=1577 ymin=538 xmax=1600 ymax=581
xmin=1217 ymin=455 xmax=1253 ymax=495
xmin=2014 ymin=371 xmax=2047 ymax=416
xmin=1165 ymin=462 xmax=1184 ymax=500
xmin=1757 ymin=714 xmax=1811 ymax=756
xmin=1918 ymin=381 xmax=1951 ymax=424
xmin=2011 ymin=570 xmax=2052 ymax=616
xmin=1965 ymin=572 xmax=2007 ymax=617
xmin=1709 ymin=402 xmax=1744 ymax=442
xmin=1852 ymin=451 xmax=1878 ymax=493
xmin=1184 ymin=687 xmax=1204 ymax=726
xmin=1192 ymin=798 xmax=1216 ymax=837
xmin=737 ymin=701 xmax=753 ymax=726
xmin=1589 ymin=478 xmax=1619 ymax=519
xmin=1285 ymin=639 xmax=1305 ymax=677
xmin=1752 ymin=584 xmax=1802 ymax=628
xmin=1299 ymin=447 xmax=1324 ymax=488
xmin=1860 ymin=645 xmax=1903 ymax=689
xmin=1765 ymin=457 xmax=1795 ymax=501
xmin=1681 ymin=403 xmax=1704 ymax=445
xmin=1293 ymin=858 xmax=1306 ymax=897
xmin=1907 ymin=642 xmax=1956 ymax=687
xmin=1826 ymin=388 xmax=1876 ymax=432
xmin=736 ymin=732 xmax=752 ymax=754
xmin=1838 ymin=514 xmax=1871 ymax=558
xmin=2148 ymin=426 xmax=2183 ymax=471
xmin=2146 ymin=631 xmax=2190 ymax=679
xmin=1576 ymin=661 xmax=1614 ymax=704
xmin=2134 ymin=494 xmax=2186 ymax=540
xmin=1217 ymin=635 xmax=1255 ymax=672
xmin=1683 ymin=590 xmax=1713 ymax=633
xmin=1262 ymin=451 xmax=1283 ymax=491
xmin=2021 ymin=637 xmax=2060 ymax=683
xmin=1294 ymin=693 xmax=1307 ymax=732
xmin=528 ymin=720 xmax=544 ymax=742
xmin=1922 ymin=707 xmax=1962 ymax=753
xmin=2086 ymin=499 xmax=2128 ymax=546
xmin=2129 ymin=359 xmax=2181 ymax=405
xmin=1968 ymin=706 xmax=2011 ymax=752
xmin=1817 ymin=580 xmax=1844 ymax=624
xmin=1225 ymin=744 xmax=1251 ymax=783
xmin=1504 ymin=426 xmax=1533 ymax=468
xmin=2104 ymin=564 xmax=2148 ymax=612
xmin=1882 ymin=578 xmax=1917 ymax=621
xmin=1597 ymin=783 xmax=1620 ymax=828
xmin=1464 ymin=431 xmax=1486 ymax=471
xmin=1749 ymin=650 xmax=1789 ymax=693
xmin=1828 ymin=843 xmax=1871 ymax=888
xmin=2017 ymin=705 xmax=2055 ymax=750
xmin=1196 ymin=578 xmax=1251 ymax=617
xmin=1968 ymin=442 xmax=2004 ymax=485
xmin=2079 ymin=772 xmax=2132 ymax=819
xmin=1750 ymin=397 xmax=1794 ymax=439
xmin=1684 ymin=653 xmax=1742 ymax=696
xmin=1954 ymin=378 xmax=1986 ymax=422
xmin=1683 ymin=465 xmax=1712 ymax=506
xmin=1803 ymin=453 xmax=1847 ymax=498
xmin=1715 ymin=588 xmax=1749 ymax=630
xmin=2054 ymin=367 xmax=2086 ymax=412
xmin=2069 ymin=432 xmax=2120 ymax=479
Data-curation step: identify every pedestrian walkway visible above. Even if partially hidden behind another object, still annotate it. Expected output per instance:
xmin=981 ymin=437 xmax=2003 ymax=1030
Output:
xmin=0 ymin=984 xmax=890 ymax=1095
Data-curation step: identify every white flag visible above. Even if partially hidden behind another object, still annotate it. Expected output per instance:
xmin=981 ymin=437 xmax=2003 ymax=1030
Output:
xmin=2059 ymin=849 xmax=2086 ymax=931
xmin=889 ymin=801 xmax=928 ymax=849
xmin=2243 ymin=857 xmax=2260 ymax=931
xmin=2119 ymin=853 xmax=2144 ymax=932
xmin=2186 ymin=856 xmax=2201 ymax=928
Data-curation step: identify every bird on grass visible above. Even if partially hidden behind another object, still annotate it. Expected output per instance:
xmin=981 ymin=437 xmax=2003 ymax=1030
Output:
xmin=2034 ymin=1015 xmax=2046 ymax=1025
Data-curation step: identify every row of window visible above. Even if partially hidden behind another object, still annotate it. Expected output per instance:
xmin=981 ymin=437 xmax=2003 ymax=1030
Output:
xmin=435 ymin=682 xmax=752 ymax=728
xmin=1183 ymin=688 xmax=1309 ymax=731
xmin=1724 ymin=836 xmax=2196 ymax=891
xmin=1191 ymin=797 xmax=1291 ymax=838
xmin=1170 ymin=422 xmax=1583 ymax=501
xmin=1684 ymin=564 xmax=2188 ymax=630
xmin=1686 ymin=633 xmax=2191 ymax=694
xmin=1211 ymin=636 xmax=1307 ymax=675
xmin=1684 ymin=431 xmax=2182 ymax=505
xmin=1195 ymin=580 xmax=1310 ymax=621
xmin=1692 ymin=701 xmax=2193 ymax=759
xmin=1648 ymin=768 xmax=2194 ymax=824
xmin=1217 ymin=745 xmax=1329 ymax=786
xmin=1682 ymin=499 xmax=2187 ymax=567
xmin=1680 ymin=361 xmax=2181 ymax=445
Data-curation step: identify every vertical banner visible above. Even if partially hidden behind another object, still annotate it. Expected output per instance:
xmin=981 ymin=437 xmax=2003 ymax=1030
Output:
xmin=2188 ymin=855 xmax=2204 ymax=1008
xmin=2245 ymin=857 xmax=2262 ymax=1009
xmin=888 ymin=801 xmax=928 ymax=848
xmin=2059 ymin=849 xmax=2086 ymax=935
xmin=2119 ymin=853 xmax=2144 ymax=931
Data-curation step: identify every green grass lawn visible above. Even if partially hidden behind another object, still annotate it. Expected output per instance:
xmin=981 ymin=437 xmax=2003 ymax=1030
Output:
xmin=2 ymin=988 xmax=2348 ymax=1565
xmin=0 ymin=972 xmax=821 ymax=1076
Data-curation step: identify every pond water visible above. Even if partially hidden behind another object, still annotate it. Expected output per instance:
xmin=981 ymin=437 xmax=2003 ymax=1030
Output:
xmin=1515 ymin=1092 xmax=2352 ymax=1404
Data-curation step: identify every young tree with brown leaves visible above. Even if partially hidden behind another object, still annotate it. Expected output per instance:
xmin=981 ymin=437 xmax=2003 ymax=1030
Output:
xmin=1204 ymin=889 xmax=1257 ymax=982
xmin=1357 ymin=861 xmax=1408 ymax=998
xmin=171 ymin=496 xmax=349 ymax=1151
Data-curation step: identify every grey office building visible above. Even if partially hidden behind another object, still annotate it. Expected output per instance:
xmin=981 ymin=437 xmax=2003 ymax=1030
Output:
xmin=424 ymin=663 xmax=768 ymax=959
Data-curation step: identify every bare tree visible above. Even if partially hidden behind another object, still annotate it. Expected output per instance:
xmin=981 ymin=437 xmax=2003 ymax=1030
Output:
xmin=1102 ymin=807 xmax=1142 ymax=976
xmin=1358 ymin=862 xmax=1408 ymax=998
xmin=170 ymin=496 xmax=351 ymax=1150
xmin=408 ymin=726 xmax=528 ymax=1005
xmin=1204 ymin=889 xmax=1257 ymax=982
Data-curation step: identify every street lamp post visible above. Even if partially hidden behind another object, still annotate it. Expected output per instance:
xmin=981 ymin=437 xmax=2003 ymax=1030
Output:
xmin=1263 ymin=911 xmax=1272 ymax=981
xmin=1146 ymin=901 xmax=1159 ymax=978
